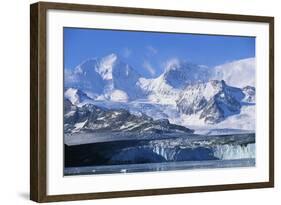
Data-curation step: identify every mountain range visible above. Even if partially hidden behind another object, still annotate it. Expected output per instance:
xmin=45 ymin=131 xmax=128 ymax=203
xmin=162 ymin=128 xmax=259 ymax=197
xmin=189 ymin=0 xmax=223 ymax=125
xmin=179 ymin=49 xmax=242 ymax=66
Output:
xmin=65 ymin=53 xmax=255 ymax=130
xmin=64 ymin=99 xmax=193 ymax=136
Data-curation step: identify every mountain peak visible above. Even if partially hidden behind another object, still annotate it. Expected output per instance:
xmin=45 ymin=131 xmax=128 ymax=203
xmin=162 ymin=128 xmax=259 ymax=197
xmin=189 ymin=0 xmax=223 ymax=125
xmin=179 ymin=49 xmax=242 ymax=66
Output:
xmin=209 ymin=80 xmax=226 ymax=90
xmin=211 ymin=57 xmax=255 ymax=88
xmin=64 ymin=88 xmax=92 ymax=105
xmin=162 ymin=59 xmax=210 ymax=89
xmin=176 ymin=80 xmax=245 ymax=123
xmin=102 ymin=53 xmax=118 ymax=64
xmin=164 ymin=58 xmax=181 ymax=72
xmin=95 ymin=53 xmax=119 ymax=80
xmin=242 ymin=85 xmax=255 ymax=103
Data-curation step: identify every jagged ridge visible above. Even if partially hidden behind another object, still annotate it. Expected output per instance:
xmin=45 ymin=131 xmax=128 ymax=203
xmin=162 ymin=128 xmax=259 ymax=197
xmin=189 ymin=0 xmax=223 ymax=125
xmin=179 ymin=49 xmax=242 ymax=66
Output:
xmin=64 ymin=100 xmax=194 ymax=135
xmin=176 ymin=80 xmax=249 ymax=124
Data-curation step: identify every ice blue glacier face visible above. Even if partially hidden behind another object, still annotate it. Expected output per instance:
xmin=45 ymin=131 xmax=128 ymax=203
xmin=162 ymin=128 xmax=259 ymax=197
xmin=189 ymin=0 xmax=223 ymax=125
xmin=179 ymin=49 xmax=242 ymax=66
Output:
xmin=63 ymin=29 xmax=256 ymax=176
xmin=64 ymin=133 xmax=255 ymax=175
xmin=63 ymin=54 xmax=256 ymax=176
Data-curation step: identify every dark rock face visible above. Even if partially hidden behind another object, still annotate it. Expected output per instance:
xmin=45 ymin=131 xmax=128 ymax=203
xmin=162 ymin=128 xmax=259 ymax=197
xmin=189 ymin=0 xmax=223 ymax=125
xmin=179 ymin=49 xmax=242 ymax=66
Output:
xmin=64 ymin=101 xmax=194 ymax=134
xmin=199 ymin=98 xmax=225 ymax=124
xmin=242 ymin=86 xmax=255 ymax=103
xmin=64 ymin=98 xmax=74 ymax=113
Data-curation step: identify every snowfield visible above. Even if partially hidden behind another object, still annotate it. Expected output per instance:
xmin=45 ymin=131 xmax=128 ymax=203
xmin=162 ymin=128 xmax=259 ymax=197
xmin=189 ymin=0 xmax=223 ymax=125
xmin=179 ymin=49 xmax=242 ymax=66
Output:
xmin=172 ymin=104 xmax=255 ymax=133
xmin=64 ymin=54 xmax=256 ymax=135
xmin=63 ymin=54 xmax=256 ymax=175
xmin=211 ymin=58 xmax=255 ymax=88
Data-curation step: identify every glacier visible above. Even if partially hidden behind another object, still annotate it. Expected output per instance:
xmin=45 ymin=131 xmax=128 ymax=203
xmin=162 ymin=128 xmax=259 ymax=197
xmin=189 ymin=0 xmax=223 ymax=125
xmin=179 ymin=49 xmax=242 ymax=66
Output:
xmin=213 ymin=143 xmax=255 ymax=160
xmin=64 ymin=133 xmax=255 ymax=175
xmin=63 ymin=54 xmax=256 ymax=175
xmin=64 ymin=54 xmax=256 ymax=133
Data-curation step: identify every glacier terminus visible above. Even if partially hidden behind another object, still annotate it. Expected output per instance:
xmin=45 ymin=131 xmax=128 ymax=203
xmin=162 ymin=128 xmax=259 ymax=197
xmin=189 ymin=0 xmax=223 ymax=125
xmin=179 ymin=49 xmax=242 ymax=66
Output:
xmin=63 ymin=53 xmax=256 ymax=175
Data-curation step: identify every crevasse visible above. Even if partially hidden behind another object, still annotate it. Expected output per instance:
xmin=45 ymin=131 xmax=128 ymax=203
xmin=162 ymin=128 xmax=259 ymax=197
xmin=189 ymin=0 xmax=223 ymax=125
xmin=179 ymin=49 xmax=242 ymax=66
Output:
xmin=151 ymin=143 xmax=255 ymax=161
xmin=213 ymin=143 xmax=255 ymax=160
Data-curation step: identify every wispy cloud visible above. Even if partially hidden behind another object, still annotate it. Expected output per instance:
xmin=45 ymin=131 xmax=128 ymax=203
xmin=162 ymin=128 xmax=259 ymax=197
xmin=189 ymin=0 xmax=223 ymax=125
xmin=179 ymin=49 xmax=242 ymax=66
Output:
xmin=212 ymin=57 xmax=255 ymax=88
xmin=143 ymin=61 xmax=156 ymax=76
xmin=146 ymin=45 xmax=158 ymax=56
xmin=122 ymin=47 xmax=132 ymax=58
xmin=163 ymin=58 xmax=180 ymax=72
xmin=64 ymin=69 xmax=78 ymax=83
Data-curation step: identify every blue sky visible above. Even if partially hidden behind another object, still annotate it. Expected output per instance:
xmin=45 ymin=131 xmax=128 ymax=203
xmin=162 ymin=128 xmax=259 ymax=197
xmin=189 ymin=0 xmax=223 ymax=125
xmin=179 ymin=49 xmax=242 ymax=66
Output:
xmin=64 ymin=27 xmax=255 ymax=77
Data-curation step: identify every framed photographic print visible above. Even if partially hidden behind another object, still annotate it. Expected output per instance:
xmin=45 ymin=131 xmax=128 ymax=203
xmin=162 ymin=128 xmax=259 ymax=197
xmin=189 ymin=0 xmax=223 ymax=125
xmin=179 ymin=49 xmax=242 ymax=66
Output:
xmin=30 ymin=1 xmax=274 ymax=202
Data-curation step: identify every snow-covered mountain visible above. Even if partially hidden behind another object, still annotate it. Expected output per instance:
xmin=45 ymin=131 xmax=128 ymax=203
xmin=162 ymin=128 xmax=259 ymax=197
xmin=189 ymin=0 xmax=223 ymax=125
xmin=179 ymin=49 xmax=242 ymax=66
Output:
xmin=64 ymin=100 xmax=194 ymax=135
xmin=137 ymin=77 xmax=179 ymax=105
xmin=65 ymin=53 xmax=143 ymax=101
xmin=162 ymin=58 xmax=210 ymax=88
xmin=64 ymin=54 xmax=256 ymax=130
xmin=136 ymin=59 xmax=210 ymax=104
xmin=242 ymin=86 xmax=255 ymax=103
xmin=211 ymin=58 xmax=255 ymax=88
xmin=65 ymin=55 xmax=211 ymax=105
xmin=176 ymin=80 xmax=246 ymax=124
xmin=65 ymin=59 xmax=105 ymax=94
xmin=64 ymin=88 xmax=93 ymax=105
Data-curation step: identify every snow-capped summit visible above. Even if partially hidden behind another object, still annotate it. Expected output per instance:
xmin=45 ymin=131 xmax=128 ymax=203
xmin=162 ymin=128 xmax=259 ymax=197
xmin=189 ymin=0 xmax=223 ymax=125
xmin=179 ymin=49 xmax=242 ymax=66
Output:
xmin=95 ymin=53 xmax=118 ymax=80
xmin=212 ymin=58 xmax=255 ymax=88
xmin=177 ymin=80 xmax=245 ymax=124
xmin=64 ymin=55 xmax=256 ymax=127
xmin=64 ymin=88 xmax=92 ymax=105
xmin=162 ymin=59 xmax=210 ymax=89
xmin=65 ymin=53 xmax=143 ymax=100
xmin=94 ymin=53 xmax=140 ymax=83
xmin=136 ymin=59 xmax=210 ymax=104
xmin=65 ymin=58 xmax=106 ymax=94
xmin=137 ymin=76 xmax=179 ymax=105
